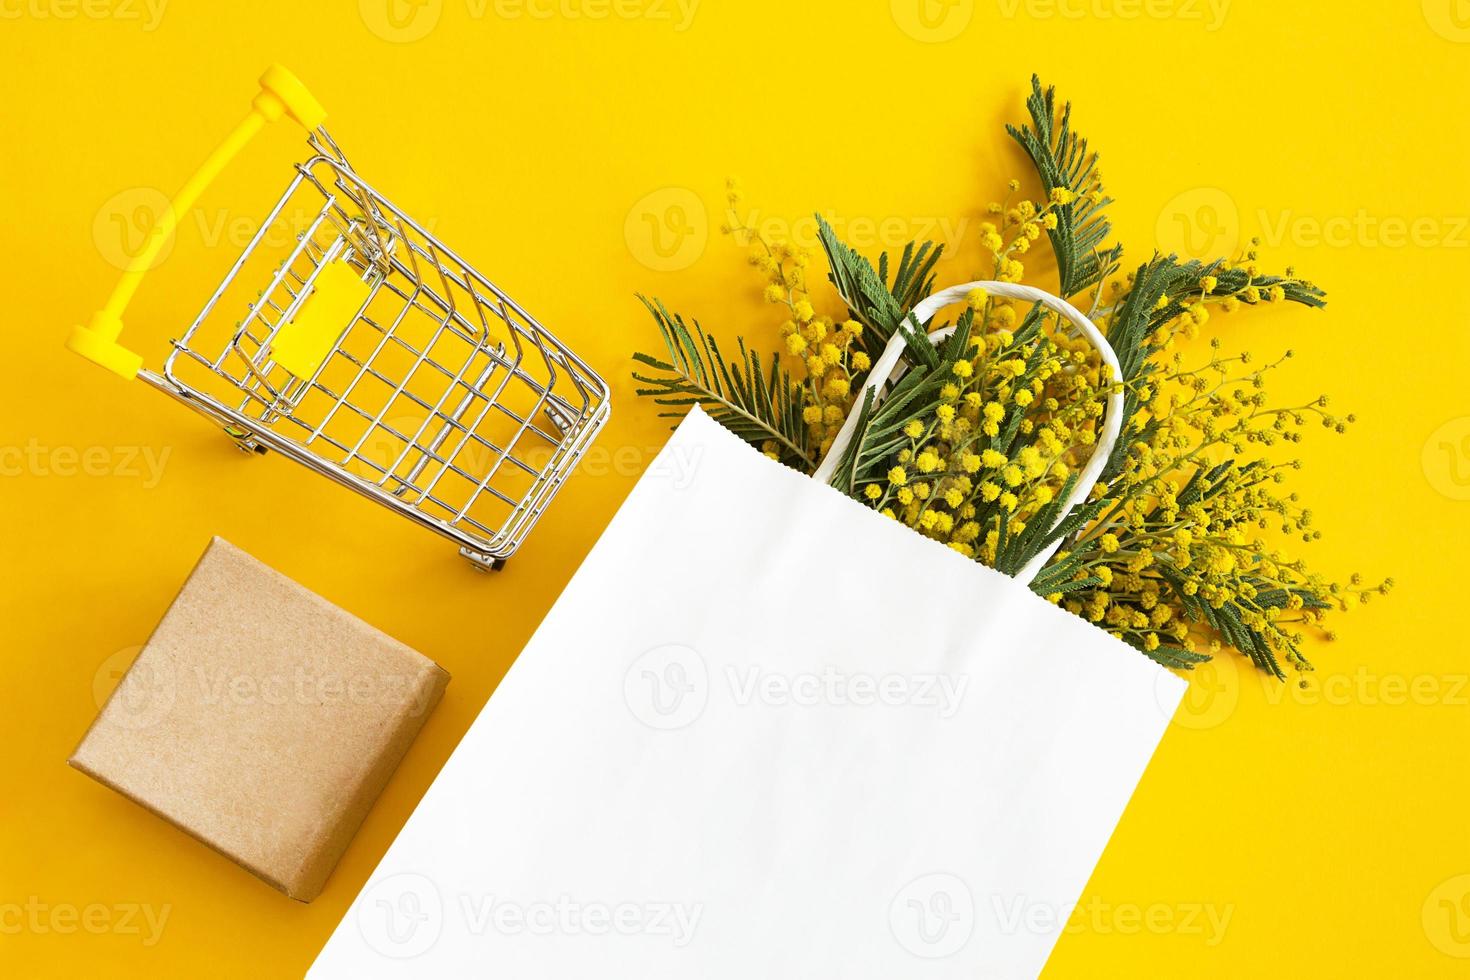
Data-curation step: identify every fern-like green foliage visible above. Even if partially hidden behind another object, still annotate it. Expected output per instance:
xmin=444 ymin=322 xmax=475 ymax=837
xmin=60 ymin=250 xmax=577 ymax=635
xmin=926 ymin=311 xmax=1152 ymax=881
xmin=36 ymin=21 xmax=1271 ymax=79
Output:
xmin=629 ymin=219 xmax=943 ymax=472
xmin=1007 ymin=75 xmax=1122 ymax=299
xmin=826 ymin=311 xmax=976 ymax=495
xmin=631 ymin=295 xmax=815 ymax=471
xmin=816 ymin=215 xmax=942 ymax=360
xmin=1163 ymin=459 xmax=1326 ymax=679
xmin=1032 ymin=456 xmax=1323 ymax=678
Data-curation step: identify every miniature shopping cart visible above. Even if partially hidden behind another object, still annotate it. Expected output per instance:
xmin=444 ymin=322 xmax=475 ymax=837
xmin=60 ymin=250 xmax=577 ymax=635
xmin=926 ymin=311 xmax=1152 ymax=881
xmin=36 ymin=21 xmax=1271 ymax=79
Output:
xmin=67 ymin=66 xmax=610 ymax=569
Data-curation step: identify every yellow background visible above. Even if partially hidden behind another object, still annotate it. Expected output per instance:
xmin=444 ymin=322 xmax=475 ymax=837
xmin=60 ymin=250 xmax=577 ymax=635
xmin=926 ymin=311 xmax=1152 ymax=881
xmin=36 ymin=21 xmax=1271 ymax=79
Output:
xmin=2 ymin=1 xmax=1467 ymax=976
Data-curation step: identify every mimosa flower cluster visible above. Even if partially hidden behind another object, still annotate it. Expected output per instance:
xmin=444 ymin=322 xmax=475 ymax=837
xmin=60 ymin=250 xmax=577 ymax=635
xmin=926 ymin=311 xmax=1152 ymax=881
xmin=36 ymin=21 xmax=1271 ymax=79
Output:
xmin=632 ymin=77 xmax=1386 ymax=680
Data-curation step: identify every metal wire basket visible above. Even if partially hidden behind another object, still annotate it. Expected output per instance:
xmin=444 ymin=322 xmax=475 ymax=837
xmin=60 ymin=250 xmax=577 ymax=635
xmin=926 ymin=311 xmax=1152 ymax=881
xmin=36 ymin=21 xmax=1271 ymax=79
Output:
xmin=67 ymin=66 xmax=610 ymax=569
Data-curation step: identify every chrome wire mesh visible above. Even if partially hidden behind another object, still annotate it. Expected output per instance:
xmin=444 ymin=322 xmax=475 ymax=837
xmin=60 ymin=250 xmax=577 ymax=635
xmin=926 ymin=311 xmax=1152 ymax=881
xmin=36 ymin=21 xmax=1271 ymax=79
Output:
xmin=153 ymin=129 xmax=609 ymax=565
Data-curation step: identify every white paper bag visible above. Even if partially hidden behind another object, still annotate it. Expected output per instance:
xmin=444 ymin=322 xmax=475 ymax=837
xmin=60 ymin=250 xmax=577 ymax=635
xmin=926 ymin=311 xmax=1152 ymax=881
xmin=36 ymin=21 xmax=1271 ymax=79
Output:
xmin=310 ymin=406 xmax=1185 ymax=979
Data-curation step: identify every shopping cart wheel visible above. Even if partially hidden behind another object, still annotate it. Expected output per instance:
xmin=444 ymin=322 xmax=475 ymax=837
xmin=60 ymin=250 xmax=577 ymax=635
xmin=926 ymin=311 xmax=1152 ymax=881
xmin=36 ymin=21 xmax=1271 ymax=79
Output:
xmin=545 ymin=404 xmax=575 ymax=435
xmin=460 ymin=547 xmax=507 ymax=572
xmin=223 ymin=426 xmax=269 ymax=455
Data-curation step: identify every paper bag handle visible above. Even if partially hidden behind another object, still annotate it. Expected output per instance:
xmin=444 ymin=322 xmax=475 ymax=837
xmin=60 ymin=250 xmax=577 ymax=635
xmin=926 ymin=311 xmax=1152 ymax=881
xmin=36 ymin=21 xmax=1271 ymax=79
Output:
xmin=814 ymin=281 xmax=1124 ymax=585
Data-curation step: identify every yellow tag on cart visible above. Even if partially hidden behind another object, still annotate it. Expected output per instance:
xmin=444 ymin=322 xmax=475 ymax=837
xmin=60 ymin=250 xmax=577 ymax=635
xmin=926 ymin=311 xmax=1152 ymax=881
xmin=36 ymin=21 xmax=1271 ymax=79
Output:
xmin=271 ymin=259 xmax=371 ymax=379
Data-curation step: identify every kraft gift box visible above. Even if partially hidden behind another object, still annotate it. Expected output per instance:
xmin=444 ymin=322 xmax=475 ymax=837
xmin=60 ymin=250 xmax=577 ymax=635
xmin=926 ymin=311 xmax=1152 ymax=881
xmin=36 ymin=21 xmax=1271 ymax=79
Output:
xmin=69 ymin=537 xmax=450 ymax=902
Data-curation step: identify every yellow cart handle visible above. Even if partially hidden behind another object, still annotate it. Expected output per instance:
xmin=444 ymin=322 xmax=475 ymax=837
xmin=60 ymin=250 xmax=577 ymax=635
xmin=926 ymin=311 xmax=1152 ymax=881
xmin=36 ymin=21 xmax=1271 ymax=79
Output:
xmin=67 ymin=65 xmax=327 ymax=379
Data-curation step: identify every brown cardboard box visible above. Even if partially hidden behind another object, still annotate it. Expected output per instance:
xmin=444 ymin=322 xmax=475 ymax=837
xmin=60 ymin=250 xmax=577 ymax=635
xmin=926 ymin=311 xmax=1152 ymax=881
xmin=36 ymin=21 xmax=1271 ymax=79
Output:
xmin=69 ymin=537 xmax=449 ymax=902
